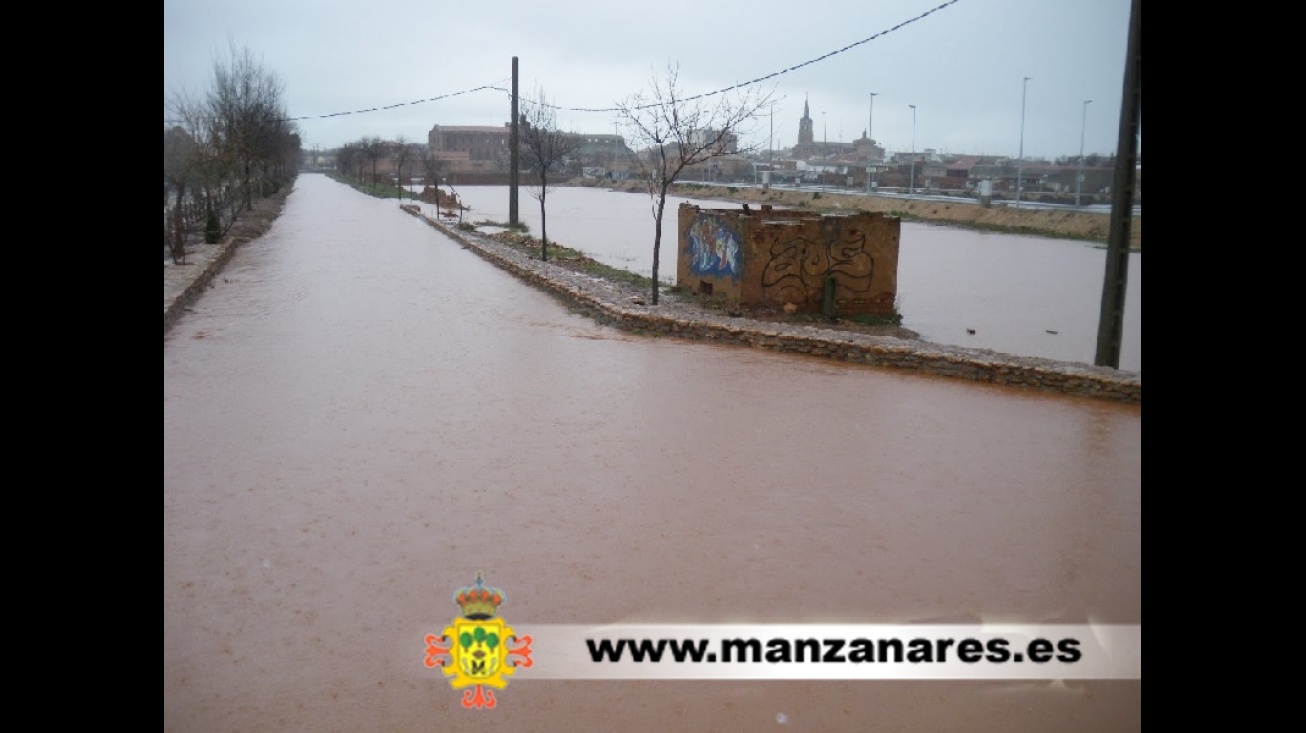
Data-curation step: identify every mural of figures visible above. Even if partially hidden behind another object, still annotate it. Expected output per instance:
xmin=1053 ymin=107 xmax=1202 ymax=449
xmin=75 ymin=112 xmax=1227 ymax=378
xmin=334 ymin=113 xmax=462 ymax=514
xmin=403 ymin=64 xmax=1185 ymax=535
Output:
xmin=686 ymin=215 xmax=741 ymax=280
xmin=761 ymin=230 xmax=875 ymax=304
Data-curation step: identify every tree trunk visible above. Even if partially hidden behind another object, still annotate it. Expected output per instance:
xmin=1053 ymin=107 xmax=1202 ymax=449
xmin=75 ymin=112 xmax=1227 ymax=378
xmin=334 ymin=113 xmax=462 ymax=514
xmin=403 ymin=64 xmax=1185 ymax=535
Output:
xmin=652 ymin=184 xmax=669 ymax=305
xmin=170 ymin=205 xmax=187 ymax=265
xmin=173 ymin=182 xmax=188 ymax=254
xmin=539 ymin=173 xmax=549 ymax=262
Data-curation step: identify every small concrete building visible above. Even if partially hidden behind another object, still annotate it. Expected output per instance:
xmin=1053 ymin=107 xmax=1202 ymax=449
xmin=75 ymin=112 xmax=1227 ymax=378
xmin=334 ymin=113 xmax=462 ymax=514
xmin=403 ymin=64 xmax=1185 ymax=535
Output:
xmin=676 ymin=203 xmax=900 ymax=316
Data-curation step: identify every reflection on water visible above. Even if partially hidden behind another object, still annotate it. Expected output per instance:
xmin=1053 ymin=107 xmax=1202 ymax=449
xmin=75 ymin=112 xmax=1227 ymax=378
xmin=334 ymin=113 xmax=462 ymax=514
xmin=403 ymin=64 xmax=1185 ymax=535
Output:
xmin=436 ymin=185 xmax=1140 ymax=373
xmin=164 ymin=175 xmax=1140 ymax=732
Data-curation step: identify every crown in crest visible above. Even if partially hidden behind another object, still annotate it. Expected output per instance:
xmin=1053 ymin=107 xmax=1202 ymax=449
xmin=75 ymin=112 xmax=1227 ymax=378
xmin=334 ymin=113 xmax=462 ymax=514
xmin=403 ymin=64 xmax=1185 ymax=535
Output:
xmin=454 ymin=572 xmax=504 ymax=620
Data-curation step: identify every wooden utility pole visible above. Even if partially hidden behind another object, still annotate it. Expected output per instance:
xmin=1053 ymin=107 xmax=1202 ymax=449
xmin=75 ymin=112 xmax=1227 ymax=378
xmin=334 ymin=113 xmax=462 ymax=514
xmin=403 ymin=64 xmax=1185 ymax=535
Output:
xmin=509 ymin=56 xmax=519 ymax=226
xmin=1095 ymin=0 xmax=1141 ymax=369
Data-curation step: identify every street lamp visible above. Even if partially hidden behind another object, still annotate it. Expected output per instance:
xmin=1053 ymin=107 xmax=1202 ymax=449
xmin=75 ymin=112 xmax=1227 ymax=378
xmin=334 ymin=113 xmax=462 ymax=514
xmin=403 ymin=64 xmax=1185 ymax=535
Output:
xmin=1076 ymin=99 xmax=1092 ymax=206
xmin=908 ymin=104 xmax=916 ymax=195
xmin=866 ymin=92 xmax=877 ymax=193
xmin=763 ymin=103 xmax=773 ymax=189
xmin=1016 ymin=76 xmax=1031 ymax=206
xmin=822 ymin=110 xmax=828 ymax=189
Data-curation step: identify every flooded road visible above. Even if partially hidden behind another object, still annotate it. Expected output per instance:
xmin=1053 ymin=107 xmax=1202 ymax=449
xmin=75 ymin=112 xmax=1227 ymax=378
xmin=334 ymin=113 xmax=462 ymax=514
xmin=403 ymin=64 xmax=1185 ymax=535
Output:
xmin=164 ymin=174 xmax=1140 ymax=732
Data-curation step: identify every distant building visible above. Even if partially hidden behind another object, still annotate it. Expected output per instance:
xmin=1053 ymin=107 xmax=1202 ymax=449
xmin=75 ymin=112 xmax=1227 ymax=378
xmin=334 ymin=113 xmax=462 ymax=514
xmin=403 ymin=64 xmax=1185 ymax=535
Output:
xmin=686 ymin=128 xmax=739 ymax=155
xmin=427 ymin=124 xmax=513 ymax=171
xmin=792 ymin=95 xmax=871 ymax=160
xmin=796 ymin=96 xmax=814 ymax=152
xmin=427 ymin=123 xmax=634 ymax=177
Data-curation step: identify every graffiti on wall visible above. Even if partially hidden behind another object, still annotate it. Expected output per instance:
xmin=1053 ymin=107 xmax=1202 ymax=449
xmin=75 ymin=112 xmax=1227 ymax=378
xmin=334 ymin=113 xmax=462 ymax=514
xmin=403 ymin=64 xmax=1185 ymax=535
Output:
xmin=686 ymin=215 xmax=741 ymax=279
xmin=761 ymin=229 xmax=875 ymax=304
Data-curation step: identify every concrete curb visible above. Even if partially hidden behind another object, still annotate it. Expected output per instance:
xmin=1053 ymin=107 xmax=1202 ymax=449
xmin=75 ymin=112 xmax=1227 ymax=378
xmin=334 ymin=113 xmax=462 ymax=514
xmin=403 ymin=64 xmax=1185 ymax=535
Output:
xmin=164 ymin=189 xmax=293 ymax=336
xmin=163 ymin=237 xmax=242 ymax=335
xmin=402 ymin=205 xmax=1140 ymax=404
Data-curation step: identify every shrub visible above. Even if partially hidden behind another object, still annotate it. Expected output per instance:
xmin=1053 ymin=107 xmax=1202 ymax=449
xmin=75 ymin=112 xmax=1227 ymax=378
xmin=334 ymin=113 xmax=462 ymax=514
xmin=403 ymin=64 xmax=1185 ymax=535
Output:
xmin=205 ymin=212 xmax=221 ymax=244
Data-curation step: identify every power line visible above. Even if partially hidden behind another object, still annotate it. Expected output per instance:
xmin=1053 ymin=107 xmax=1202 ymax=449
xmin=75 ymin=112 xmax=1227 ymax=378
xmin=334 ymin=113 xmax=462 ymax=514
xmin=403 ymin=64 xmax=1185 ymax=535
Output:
xmin=521 ymin=0 xmax=964 ymax=113
xmin=247 ymin=0 xmax=963 ymax=125
xmin=282 ymin=79 xmax=511 ymax=122
xmin=164 ymin=79 xmax=511 ymax=128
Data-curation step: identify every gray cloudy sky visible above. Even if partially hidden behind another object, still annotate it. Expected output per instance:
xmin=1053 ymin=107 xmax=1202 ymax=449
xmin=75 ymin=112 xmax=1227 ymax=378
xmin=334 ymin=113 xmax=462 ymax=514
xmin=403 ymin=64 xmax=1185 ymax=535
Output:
xmin=164 ymin=0 xmax=1136 ymax=160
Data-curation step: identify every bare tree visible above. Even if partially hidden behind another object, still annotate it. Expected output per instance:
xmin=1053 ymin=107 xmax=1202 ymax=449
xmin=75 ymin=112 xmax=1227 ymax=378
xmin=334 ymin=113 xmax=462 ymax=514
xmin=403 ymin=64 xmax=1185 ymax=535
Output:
xmin=418 ymin=147 xmax=465 ymax=221
xmin=206 ymin=41 xmax=295 ymax=210
xmin=346 ymin=140 xmax=368 ymax=183
xmin=362 ymin=136 xmax=385 ymax=186
xmin=419 ymin=146 xmax=444 ymax=208
xmin=393 ymin=135 xmax=414 ymax=201
xmin=336 ymin=143 xmax=359 ymax=183
xmin=420 ymin=146 xmax=443 ymax=192
xmin=617 ymin=63 xmax=771 ymax=304
xmin=164 ymin=90 xmax=213 ymax=263
xmin=163 ymin=125 xmax=200 ymax=263
xmin=520 ymin=89 xmax=583 ymax=261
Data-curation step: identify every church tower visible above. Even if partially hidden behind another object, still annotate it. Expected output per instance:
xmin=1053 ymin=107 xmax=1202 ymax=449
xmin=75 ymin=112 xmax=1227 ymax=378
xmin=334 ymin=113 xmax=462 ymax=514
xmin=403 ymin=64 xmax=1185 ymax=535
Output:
xmin=798 ymin=95 xmax=814 ymax=147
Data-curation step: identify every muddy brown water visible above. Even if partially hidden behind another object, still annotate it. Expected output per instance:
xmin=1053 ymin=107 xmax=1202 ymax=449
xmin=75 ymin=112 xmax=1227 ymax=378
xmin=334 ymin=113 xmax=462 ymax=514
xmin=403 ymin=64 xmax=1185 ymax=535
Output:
xmin=164 ymin=174 xmax=1140 ymax=731
xmin=441 ymin=184 xmax=1141 ymax=373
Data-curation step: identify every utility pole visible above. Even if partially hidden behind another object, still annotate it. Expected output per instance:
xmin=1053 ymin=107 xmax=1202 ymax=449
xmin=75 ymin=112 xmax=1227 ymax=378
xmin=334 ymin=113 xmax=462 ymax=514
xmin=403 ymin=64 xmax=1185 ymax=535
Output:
xmin=1076 ymin=99 xmax=1092 ymax=206
xmin=509 ymin=56 xmax=519 ymax=227
xmin=908 ymin=104 xmax=916 ymax=195
xmin=1095 ymin=0 xmax=1141 ymax=369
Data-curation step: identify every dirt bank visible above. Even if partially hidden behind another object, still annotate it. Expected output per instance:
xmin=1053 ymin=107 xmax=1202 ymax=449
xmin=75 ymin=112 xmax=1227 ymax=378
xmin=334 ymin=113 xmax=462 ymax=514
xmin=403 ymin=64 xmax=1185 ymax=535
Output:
xmin=587 ymin=180 xmax=1141 ymax=250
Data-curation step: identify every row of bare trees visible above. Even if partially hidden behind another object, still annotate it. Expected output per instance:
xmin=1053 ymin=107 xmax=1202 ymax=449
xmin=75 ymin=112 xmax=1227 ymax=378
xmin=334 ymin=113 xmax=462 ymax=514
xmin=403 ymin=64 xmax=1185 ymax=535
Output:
xmin=164 ymin=42 xmax=301 ymax=263
xmin=334 ymin=136 xmax=446 ymax=202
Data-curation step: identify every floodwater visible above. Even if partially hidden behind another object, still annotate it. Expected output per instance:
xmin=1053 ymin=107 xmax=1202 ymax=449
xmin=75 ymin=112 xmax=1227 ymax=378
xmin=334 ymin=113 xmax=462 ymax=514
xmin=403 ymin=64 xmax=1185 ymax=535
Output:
xmin=164 ymin=173 xmax=1140 ymax=732
xmin=433 ymin=185 xmax=1141 ymax=373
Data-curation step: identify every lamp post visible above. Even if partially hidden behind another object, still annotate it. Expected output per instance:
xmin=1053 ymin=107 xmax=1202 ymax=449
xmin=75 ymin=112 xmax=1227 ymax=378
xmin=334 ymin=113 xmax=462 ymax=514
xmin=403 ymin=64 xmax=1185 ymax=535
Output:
xmin=1076 ymin=99 xmax=1092 ymax=206
xmin=867 ymin=92 xmax=877 ymax=193
xmin=822 ymin=110 xmax=827 ymax=189
xmin=766 ymin=103 xmax=773 ymax=189
xmin=1016 ymin=76 xmax=1031 ymax=206
xmin=908 ymin=104 xmax=916 ymax=195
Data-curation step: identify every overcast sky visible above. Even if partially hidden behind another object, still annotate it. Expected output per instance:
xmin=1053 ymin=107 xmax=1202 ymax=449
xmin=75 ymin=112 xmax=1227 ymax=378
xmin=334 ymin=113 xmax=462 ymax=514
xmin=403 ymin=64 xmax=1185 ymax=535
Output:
xmin=164 ymin=0 xmax=1137 ymax=161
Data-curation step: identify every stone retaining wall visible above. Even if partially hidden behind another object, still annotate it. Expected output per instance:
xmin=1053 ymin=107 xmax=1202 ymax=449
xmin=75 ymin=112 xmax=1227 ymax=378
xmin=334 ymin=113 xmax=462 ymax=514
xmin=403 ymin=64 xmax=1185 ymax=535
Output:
xmin=402 ymin=205 xmax=1141 ymax=404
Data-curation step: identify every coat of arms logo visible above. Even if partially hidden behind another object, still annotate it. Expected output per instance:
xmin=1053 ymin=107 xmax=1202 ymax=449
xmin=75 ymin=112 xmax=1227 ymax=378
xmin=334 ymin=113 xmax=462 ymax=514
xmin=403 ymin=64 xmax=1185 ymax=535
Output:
xmin=423 ymin=572 xmax=533 ymax=709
